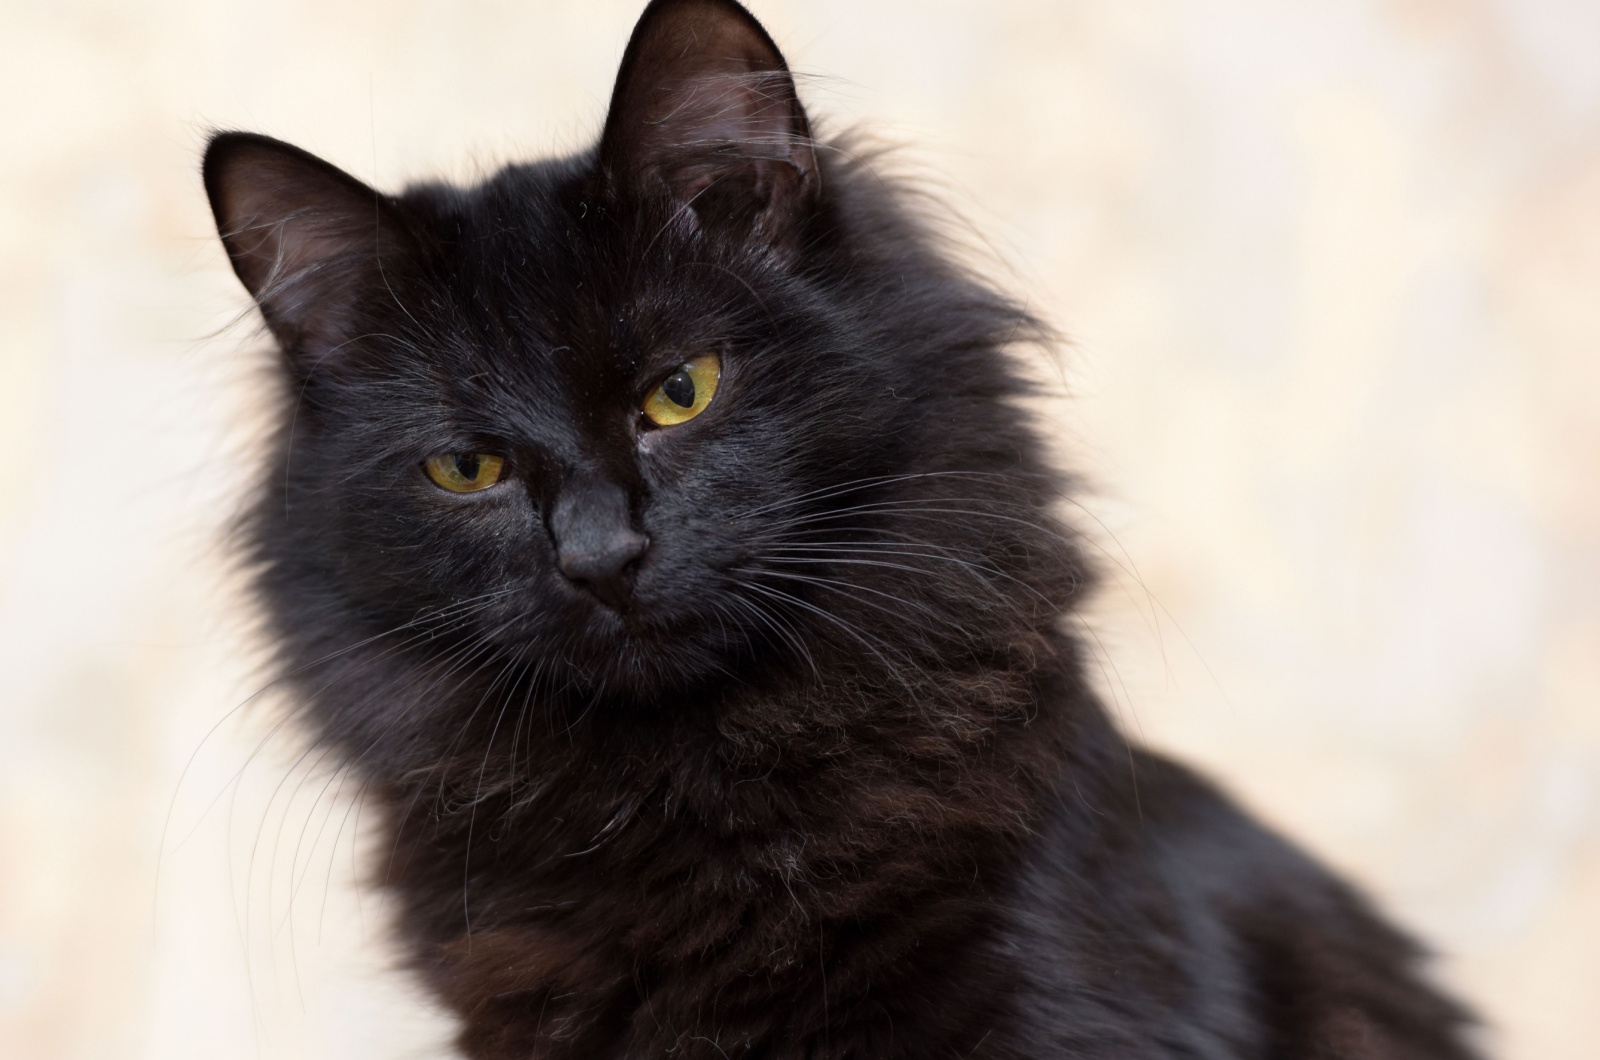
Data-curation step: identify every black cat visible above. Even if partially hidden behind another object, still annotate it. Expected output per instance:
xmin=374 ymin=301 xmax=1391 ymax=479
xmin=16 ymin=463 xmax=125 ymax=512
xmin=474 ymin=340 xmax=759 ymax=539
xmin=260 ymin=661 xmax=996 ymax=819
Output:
xmin=202 ymin=0 xmax=1481 ymax=1056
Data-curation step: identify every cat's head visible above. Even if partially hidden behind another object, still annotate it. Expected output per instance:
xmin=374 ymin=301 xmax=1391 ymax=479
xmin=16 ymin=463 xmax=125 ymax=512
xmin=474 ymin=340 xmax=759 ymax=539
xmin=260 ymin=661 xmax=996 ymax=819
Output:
xmin=205 ymin=0 xmax=1070 ymax=714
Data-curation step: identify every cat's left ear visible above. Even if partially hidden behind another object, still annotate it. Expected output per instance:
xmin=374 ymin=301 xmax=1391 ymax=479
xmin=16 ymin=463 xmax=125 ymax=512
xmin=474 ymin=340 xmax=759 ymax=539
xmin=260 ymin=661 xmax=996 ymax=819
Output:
xmin=203 ymin=131 xmax=416 ymax=365
xmin=598 ymin=0 xmax=819 ymax=249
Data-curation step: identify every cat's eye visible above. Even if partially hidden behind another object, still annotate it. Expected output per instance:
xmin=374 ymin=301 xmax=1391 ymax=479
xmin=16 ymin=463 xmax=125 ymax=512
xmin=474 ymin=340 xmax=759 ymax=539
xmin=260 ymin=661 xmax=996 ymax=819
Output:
xmin=424 ymin=452 xmax=505 ymax=493
xmin=642 ymin=355 xmax=720 ymax=427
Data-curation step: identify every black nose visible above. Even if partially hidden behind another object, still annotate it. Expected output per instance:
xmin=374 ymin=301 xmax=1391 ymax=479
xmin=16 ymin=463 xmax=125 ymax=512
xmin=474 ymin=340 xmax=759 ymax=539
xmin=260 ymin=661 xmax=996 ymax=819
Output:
xmin=548 ymin=475 xmax=648 ymax=613
xmin=557 ymin=532 xmax=648 ymax=611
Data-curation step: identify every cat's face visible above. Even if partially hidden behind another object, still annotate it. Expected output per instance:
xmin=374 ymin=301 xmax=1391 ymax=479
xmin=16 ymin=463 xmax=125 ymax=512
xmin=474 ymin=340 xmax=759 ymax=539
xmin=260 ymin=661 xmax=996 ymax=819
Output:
xmin=260 ymin=170 xmax=900 ymax=698
xmin=206 ymin=0 xmax=1054 ymax=709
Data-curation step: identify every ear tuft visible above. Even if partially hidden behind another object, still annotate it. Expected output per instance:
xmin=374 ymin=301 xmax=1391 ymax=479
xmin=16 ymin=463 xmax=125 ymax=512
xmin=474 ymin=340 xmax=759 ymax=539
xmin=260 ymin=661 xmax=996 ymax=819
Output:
xmin=598 ymin=0 xmax=819 ymax=245
xmin=203 ymin=132 xmax=411 ymax=352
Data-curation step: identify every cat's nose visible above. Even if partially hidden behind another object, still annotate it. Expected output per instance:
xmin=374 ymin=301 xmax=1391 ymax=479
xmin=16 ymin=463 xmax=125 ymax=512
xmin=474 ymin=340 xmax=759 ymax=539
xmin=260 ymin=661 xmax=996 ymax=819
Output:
xmin=548 ymin=476 xmax=648 ymax=612
xmin=556 ymin=532 xmax=648 ymax=611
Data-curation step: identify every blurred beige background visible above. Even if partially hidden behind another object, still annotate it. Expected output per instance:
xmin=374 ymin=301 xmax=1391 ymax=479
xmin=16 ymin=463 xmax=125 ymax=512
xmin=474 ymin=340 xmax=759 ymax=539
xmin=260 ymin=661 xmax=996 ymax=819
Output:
xmin=2 ymin=0 xmax=1597 ymax=1057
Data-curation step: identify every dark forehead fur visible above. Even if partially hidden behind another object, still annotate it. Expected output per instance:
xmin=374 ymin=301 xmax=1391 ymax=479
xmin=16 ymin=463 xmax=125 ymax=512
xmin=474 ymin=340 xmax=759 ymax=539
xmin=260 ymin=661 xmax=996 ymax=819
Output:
xmin=387 ymin=148 xmax=1040 ymax=438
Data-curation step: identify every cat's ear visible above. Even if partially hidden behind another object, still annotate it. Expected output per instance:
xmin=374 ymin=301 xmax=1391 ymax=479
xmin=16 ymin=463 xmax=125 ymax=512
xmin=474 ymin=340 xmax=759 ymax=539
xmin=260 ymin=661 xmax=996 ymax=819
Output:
xmin=203 ymin=132 xmax=413 ymax=357
xmin=598 ymin=0 xmax=819 ymax=248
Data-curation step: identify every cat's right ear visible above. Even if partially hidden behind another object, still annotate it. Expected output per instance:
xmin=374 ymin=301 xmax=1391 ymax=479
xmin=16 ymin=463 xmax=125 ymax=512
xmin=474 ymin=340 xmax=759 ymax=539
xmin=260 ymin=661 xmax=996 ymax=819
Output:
xmin=203 ymin=132 xmax=412 ymax=359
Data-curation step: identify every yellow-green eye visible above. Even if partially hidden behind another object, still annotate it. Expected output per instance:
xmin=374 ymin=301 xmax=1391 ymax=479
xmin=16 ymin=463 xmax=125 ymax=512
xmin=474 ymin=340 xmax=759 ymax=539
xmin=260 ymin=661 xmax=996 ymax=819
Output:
xmin=643 ymin=355 xmax=720 ymax=427
xmin=424 ymin=452 xmax=505 ymax=493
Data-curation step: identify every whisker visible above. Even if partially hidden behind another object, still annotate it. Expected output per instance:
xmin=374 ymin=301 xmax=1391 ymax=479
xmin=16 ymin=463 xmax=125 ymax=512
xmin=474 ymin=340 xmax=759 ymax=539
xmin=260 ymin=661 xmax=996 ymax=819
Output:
xmin=733 ymin=469 xmax=1046 ymax=521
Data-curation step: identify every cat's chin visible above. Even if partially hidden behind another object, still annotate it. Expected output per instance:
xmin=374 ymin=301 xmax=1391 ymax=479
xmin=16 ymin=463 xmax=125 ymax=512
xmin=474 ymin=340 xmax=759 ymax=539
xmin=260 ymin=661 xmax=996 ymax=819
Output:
xmin=565 ymin=642 xmax=729 ymax=704
xmin=540 ymin=609 xmax=741 ymax=703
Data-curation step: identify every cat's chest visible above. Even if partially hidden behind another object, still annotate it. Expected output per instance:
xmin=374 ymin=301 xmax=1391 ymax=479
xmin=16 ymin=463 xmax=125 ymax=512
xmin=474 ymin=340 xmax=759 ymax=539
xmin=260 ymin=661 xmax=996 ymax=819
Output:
xmin=386 ymin=779 xmax=1019 ymax=1059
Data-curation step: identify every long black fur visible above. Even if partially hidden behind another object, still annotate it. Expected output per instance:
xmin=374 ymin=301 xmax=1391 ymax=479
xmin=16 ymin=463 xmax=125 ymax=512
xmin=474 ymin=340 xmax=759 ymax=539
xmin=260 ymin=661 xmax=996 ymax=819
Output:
xmin=202 ymin=1 xmax=1482 ymax=1056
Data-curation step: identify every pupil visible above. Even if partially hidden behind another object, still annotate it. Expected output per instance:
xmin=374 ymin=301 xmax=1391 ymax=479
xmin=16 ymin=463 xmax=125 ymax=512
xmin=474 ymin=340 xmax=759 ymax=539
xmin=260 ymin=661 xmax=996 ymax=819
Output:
xmin=455 ymin=453 xmax=480 ymax=480
xmin=662 ymin=370 xmax=696 ymax=408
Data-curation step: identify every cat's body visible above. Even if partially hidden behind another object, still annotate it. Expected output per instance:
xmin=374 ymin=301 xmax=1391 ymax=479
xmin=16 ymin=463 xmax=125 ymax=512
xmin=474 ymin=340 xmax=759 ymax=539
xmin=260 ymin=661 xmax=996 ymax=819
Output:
xmin=203 ymin=1 xmax=1480 ymax=1056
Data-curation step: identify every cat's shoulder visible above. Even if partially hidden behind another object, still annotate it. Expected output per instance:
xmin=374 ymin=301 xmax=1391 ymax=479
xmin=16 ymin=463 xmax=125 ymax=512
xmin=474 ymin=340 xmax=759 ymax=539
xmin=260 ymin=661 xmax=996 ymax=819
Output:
xmin=996 ymin=749 xmax=1480 ymax=1058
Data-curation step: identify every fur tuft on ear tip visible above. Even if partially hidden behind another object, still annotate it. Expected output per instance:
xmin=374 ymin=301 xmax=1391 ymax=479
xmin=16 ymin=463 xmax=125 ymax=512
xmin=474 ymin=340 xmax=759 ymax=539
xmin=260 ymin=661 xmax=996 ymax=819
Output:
xmin=598 ymin=0 xmax=820 ymax=244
